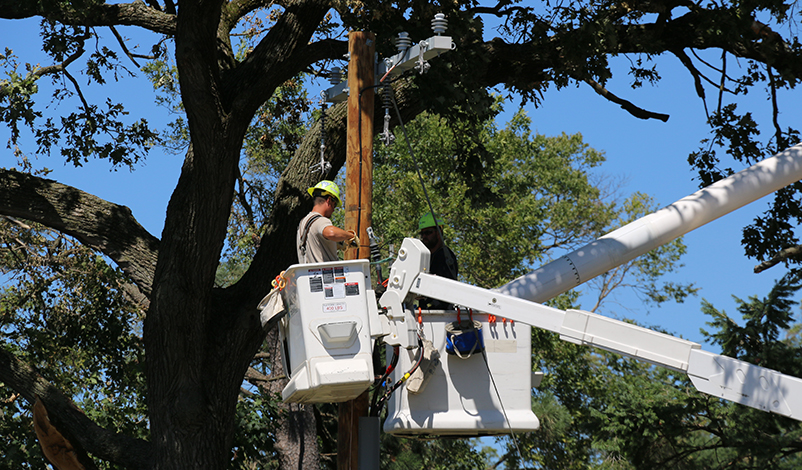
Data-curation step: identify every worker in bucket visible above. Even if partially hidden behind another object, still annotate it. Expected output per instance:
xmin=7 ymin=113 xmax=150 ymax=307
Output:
xmin=417 ymin=211 xmax=458 ymax=309
xmin=297 ymin=180 xmax=359 ymax=263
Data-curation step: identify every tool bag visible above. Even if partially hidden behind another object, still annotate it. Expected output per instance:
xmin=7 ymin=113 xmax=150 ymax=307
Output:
xmin=257 ymin=288 xmax=285 ymax=328
xmin=406 ymin=337 xmax=441 ymax=394
xmin=445 ymin=318 xmax=484 ymax=359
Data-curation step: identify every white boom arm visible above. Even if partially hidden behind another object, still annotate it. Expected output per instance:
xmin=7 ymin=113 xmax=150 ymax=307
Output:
xmin=378 ymin=145 xmax=802 ymax=420
xmin=500 ymin=144 xmax=802 ymax=303
xmin=380 ymin=241 xmax=802 ymax=420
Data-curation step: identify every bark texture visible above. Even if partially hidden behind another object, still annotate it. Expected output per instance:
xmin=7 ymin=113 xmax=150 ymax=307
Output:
xmin=262 ymin=328 xmax=321 ymax=470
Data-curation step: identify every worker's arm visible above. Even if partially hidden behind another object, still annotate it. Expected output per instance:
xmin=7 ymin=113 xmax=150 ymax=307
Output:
xmin=322 ymin=225 xmax=356 ymax=243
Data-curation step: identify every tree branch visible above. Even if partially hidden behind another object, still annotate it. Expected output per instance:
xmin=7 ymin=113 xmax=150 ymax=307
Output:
xmin=672 ymin=49 xmax=707 ymax=104
xmin=468 ymin=4 xmax=531 ymax=17
xmin=109 ymin=25 xmax=152 ymax=68
xmin=0 ymin=169 xmax=159 ymax=296
xmin=223 ymin=0 xmax=335 ymax=114
xmin=244 ymin=366 xmax=285 ymax=386
xmin=164 ymin=0 xmax=176 ymax=15
xmin=63 ymin=68 xmax=92 ymax=111
xmin=768 ymin=65 xmax=786 ymax=150
xmin=754 ymin=245 xmax=802 ymax=273
xmin=226 ymin=0 xmax=268 ymax=26
xmin=0 ymin=35 xmax=87 ymax=100
xmin=583 ymin=77 xmax=670 ymax=122
xmin=0 ymin=347 xmax=152 ymax=469
xmin=235 ymin=166 xmax=256 ymax=227
xmin=473 ymin=9 xmax=802 ymax=98
xmin=0 ymin=1 xmax=176 ymax=36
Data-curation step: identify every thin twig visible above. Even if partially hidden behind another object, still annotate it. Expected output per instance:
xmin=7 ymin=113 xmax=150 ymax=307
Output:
xmin=717 ymin=51 xmax=726 ymax=115
xmin=767 ymin=65 xmax=785 ymax=150
xmin=673 ymin=49 xmax=709 ymax=118
xmin=62 ymin=69 xmax=91 ymax=112
xmin=110 ymin=25 xmax=141 ymax=67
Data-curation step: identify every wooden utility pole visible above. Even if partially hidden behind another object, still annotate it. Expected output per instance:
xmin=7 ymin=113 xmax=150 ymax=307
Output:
xmin=340 ymin=30 xmax=375 ymax=470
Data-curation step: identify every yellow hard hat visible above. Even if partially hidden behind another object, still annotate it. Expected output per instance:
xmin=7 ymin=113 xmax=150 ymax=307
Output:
xmin=418 ymin=212 xmax=444 ymax=231
xmin=308 ymin=180 xmax=342 ymax=206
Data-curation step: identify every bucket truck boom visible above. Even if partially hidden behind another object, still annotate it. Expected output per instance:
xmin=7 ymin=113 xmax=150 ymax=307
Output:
xmin=379 ymin=144 xmax=802 ymax=422
xmin=387 ymin=246 xmax=802 ymax=420
xmin=275 ymin=144 xmax=802 ymax=432
xmin=499 ymin=143 xmax=802 ymax=303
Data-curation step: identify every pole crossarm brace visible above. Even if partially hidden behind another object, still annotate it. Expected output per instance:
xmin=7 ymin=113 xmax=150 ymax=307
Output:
xmin=376 ymin=35 xmax=455 ymax=78
xmin=322 ymin=35 xmax=455 ymax=103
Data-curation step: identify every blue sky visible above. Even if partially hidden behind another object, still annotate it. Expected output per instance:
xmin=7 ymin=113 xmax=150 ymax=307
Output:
xmin=3 ymin=16 xmax=802 ymax=350
xmin=516 ymin=54 xmax=802 ymax=344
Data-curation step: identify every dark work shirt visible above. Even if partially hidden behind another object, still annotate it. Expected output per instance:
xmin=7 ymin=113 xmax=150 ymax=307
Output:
xmin=418 ymin=245 xmax=458 ymax=310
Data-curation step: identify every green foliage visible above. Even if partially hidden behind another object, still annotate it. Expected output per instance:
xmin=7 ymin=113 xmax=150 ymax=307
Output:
xmin=230 ymin=393 xmax=282 ymax=470
xmin=0 ymin=392 xmax=45 ymax=469
xmin=36 ymin=98 xmax=159 ymax=167
xmin=373 ymin=104 xmax=616 ymax=288
xmin=142 ymin=45 xmax=188 ymax=155
xmin=689 ymin=102 xmax=802 ymax=278
xmin=688 ymin=104 xmax=764 ymax=186
xmin=0 ymin=50 xmax=42 ymax=160
xmin=0 ymin=218 xmax=147 ymax=468
xmin=701 ymin=272 xmax=802 ymax=376
xmin=373 ymin=102 xmax=695 ymax=313
xmin=381 ymin=436 xmax=494 ymax=470
xmin=0 ymin=23 xmax=158 ymax=170
xmin=742 ymin=182 xmax=802 ymax=265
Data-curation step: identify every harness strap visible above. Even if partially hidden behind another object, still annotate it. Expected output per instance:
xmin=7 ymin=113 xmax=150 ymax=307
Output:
xmin=299 ymin=214 xmax=323 ymax=258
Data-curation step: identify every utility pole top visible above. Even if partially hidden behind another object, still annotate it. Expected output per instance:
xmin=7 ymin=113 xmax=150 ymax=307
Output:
xmin=322 ymin=14 xmax=455 ymax=103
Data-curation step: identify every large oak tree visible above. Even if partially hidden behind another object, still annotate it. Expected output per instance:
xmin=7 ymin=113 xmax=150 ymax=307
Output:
xmin=1 ymin=0 xmax=802 ymax=468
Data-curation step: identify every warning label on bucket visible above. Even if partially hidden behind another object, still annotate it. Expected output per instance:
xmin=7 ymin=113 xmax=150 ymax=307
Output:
xmin=322 ymin=302 xmax=347 ymax=313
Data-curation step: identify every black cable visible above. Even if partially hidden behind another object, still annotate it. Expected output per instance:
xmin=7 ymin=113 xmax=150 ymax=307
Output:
xmin=355 ymin=82 xmax=385 ymax=238
xmin=389 ymin=90 xmax=458 ymax=279
xmin=370 ymin=345 xmax=399 ymax=416
xmin=370 ymin=239 xmax=385 ymax=286
xmin=372 ymin=335 xmax=424 ymax=415
xmin=480 ymin=348 xmax=529 ymax=468
xmin=374 ymin=345 xmax=399 ymax=387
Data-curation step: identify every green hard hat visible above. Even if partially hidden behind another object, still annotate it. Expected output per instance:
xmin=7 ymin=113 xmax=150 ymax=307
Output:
xmin=418 ymin=212 xmax=444 ymax=231
xmin=308 ymin=180 xmax=342 ymax=206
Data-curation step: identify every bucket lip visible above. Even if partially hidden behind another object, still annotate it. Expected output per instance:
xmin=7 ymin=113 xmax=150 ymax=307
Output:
xmin=283 ymin=258 xmax=370 ymax=278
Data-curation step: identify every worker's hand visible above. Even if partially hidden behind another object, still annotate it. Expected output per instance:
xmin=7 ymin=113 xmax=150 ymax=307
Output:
xmin=347 ymin=231 xmax=360 ymax=248
xmin=338 ymin=231 xmax=360 ymax=249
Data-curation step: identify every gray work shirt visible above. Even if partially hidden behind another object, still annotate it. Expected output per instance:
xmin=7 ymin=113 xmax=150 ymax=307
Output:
xmin=297 ymin=212 xmax=338 ymax=263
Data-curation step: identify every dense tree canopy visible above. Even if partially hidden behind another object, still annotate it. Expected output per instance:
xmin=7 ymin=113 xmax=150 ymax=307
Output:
xmin=1 ymin=0 xmax=802 ymax=468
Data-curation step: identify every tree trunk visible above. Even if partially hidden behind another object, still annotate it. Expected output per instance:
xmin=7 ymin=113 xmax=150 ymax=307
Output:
xmin=264 ymin=328 xmax=321 ymax=470
xmin=145 ymin=131 xmax=259 ymax=468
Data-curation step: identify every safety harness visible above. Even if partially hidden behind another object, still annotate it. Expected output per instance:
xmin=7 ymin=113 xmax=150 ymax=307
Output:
xmin=299 ymin=214 xmax=322 ymax=258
